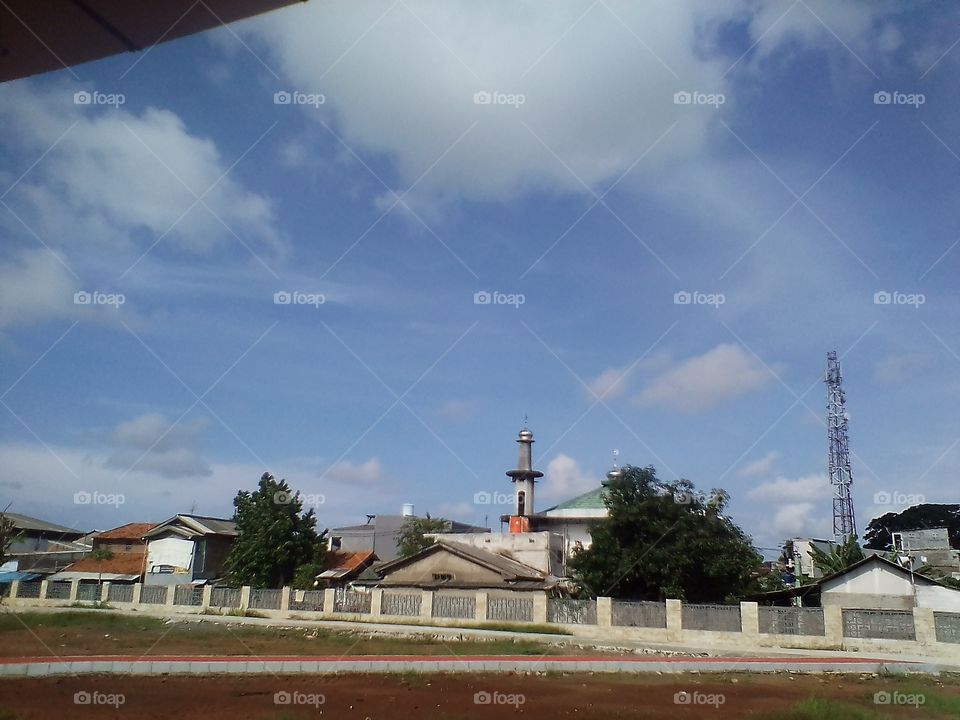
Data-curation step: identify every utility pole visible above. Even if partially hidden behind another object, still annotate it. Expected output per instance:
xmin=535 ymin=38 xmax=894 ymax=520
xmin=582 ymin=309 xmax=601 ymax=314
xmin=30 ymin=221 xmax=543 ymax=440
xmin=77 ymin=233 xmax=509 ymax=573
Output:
xmin=826 ymin=351 xmax=857 ymax=542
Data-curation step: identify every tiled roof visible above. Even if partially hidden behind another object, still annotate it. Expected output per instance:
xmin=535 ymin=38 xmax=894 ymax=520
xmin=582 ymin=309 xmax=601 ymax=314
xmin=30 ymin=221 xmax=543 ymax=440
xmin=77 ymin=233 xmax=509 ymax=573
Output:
xmin=96 ymin=523 xmax=156 ymax=541
xmin=324 ymin=550 xmax=377 ymax=573
xmin=539 ymin=486 xmax=607 ymax=512
xmin=63 ymin=551 xmax=146 ymax=575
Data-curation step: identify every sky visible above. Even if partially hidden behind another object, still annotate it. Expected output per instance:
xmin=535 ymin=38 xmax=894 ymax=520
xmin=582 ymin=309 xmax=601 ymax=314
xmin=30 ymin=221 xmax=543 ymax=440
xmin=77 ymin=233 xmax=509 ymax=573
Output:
xmin=2 ymin=0 xmax=960 ymax=554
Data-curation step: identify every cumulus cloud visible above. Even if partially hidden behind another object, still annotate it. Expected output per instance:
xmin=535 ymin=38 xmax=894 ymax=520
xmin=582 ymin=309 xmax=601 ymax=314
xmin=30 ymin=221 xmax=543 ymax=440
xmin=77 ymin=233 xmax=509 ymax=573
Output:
xmin=633 ymin=343 xmax=773 ymax=413
xmin=873 ymin=354 xmax=926 ymax=385
xmin=437 ymin=399 xmax=476 ymax=423
xmin=320 ymin=457 xmax=383 ymax=485
xmin=737 ymin=450 xmax=781 ymax=479
xmin=539 ymin=453 xmax=601 ymax=503
xmin=105 ymin=413 xmax=211 ymax=479
xmin=0 ymin=250 xmax=77 ymax=329
xmin=745 ymin=473 xmax=833 ymax=540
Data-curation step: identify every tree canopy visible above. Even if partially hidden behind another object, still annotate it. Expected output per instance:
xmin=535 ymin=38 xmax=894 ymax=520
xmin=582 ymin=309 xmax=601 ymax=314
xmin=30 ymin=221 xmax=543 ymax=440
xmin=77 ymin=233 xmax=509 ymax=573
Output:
xmin=225 ymin=472 xmax=326 ymax=588
xmin=863 ymin=504 xmax=960 ymax=550
xmin=809 ymin=535 xmax=865 ymax=576
xmin=397 ymin=514 xmax=450 ymax=558
xmin=567 ymin=465 xmax=761 ymax=603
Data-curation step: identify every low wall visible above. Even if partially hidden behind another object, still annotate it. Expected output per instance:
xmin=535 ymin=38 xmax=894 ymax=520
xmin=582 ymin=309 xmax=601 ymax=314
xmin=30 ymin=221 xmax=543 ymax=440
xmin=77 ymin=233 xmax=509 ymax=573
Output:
xmin=3 ymin=581 xmax=957 ymax=660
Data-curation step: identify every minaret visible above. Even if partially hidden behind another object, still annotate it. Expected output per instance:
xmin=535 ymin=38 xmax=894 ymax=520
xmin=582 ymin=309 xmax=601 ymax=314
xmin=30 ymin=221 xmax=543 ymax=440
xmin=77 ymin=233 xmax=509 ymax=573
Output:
xmin=506 ymin=427 xmax=543 ymax=518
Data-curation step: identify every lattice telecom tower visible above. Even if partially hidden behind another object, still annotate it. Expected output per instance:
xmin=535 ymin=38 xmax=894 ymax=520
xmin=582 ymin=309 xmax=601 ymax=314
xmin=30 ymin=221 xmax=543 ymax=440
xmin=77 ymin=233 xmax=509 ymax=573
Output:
xmin=826 ymin=351 xmax=857 ymax=542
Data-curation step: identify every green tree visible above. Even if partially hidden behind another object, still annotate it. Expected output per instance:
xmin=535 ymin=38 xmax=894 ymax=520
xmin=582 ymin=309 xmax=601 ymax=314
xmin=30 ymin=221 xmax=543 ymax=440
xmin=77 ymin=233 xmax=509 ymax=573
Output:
xmin=91 ymin=548 xmax=114 ymax=594
xmin=397 ymin=514 xmax=450 ymax=558
xmin=0 ymin=511 xmax=19 ymax=566
xmin=225 ymin=472 xmax=324 ymax=588
xmin=809 ymin=535 xmax=865 ymax=575
xmin=863 ymin=504 xmax=960 ymax=550
xmin=568 ymin=465 xmax=761 ymax=602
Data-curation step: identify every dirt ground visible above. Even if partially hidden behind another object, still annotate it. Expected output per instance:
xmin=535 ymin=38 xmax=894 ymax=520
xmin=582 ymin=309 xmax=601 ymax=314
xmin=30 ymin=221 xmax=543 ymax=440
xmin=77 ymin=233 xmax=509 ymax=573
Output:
xmin=1 ymin=673 xmax=958 ymax=720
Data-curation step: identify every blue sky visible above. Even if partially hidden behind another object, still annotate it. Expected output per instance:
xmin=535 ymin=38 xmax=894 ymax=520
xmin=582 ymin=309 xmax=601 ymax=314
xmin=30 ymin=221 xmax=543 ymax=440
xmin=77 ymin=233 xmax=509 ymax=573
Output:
xmin=2 ymin=0 xmax=959 ymax=553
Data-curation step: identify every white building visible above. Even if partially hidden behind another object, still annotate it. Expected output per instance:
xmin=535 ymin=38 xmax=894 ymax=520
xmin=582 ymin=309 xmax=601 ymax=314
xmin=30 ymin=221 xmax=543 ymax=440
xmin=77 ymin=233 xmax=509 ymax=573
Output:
xmin=820 ymin=555 xmax=960 ymax=612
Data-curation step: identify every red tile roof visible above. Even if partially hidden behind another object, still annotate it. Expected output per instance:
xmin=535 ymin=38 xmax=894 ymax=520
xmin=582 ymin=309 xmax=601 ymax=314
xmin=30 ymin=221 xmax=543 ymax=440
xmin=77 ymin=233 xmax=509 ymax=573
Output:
xmin=323 ymin=550 xmax=376 ymax=574
xmin=63 ymin=551 xmax=146 ymax=576
xmin=95 ymin=523 xmax=156 ymax=541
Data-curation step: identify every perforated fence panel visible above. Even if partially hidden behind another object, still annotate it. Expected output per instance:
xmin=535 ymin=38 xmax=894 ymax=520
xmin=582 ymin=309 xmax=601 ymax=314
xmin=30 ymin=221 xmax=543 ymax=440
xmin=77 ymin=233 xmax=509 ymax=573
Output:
xmin=548 ymin=598 xmax=598 ymax=625
xmin=17 ymin=582 xmax=41 ymax=599
xmin=333 ymin=588 xmax=372 ymax=613
xmin=486 ymin=595 xmax=534 ymax=623
xmin=249 ymin=588 xmax=282 ymax=610
xmin=45 ymin=581 xmax=72 ymax=600
xmin=842 ymin=609 xmax=916 ymax=640
xmin=107 ymin=584 xmax=134 ymax=603
xmin=758 ymin=607 xmax=825 ymax=636
xmin=934 ymin=612 xmax=960 ymax=644
xmin=289 ymin=590 xmax=325 ymax=612
xmin=76 ymin=583 xmax=101 ymax=602
xmin=682 ymin=604 xmax=742 ymax=632
xmin=174 ymin=585 xmax=203 ymax=606
xmin=140 ymin=585 xmax=168 ymax=605
xmin=381 ymin=592 xmax=421 ymax=616
xmin=611 ymin=600 xmax=667 ymax=628
xmin=0 ymin=583 xmax=9 ymax=598
xmin=210 ymin=587 xmax=242 ymax=608
xmin=432 ymin=593 xmax=476 ymax=619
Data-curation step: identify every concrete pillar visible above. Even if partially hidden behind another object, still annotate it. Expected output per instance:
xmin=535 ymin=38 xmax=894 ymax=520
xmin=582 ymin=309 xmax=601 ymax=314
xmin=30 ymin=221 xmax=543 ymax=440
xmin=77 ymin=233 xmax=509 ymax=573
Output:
xmin=475 ymin=591 xmax=488 ymax=622
xmin=597 ymin=597 xmax=613 ymax=628
xmin=39 ymin=580 xmax=49 ymax=602
xmin=532 ymin=593 xmax=548 ymax=624
xmin=9 ymin=581 xmax=19 ymax=599
xmin=101 ymin=582 xmax=111 ymax=602
xmin=132 ymin=583 xmax=142 ymax=607
xmin=201 ymin=585 xmax=213 ymax=609
xmin=913 ymin=607 xmax=936 ymax=647
xmin=740 ymin=601 xmax=759 ymax=637
xmin=165 ymin=583 xmax=176 ymax=608
xmin=369 ymin=588 xmax=382 ymax=619
xmin=823 ymin=604 xmax=844 ymax=647
xmin=322 ymin=588 xmax=336 ymax=617
xmin=68 ymin=579 xmax=79 ymax=602
xmin=666 ymin=599 xmax=683 ymax=641
xmin=420 ymin=590 xmax=434 ymax=621
xmin=280 ymin=586 xmax=291 ymax=615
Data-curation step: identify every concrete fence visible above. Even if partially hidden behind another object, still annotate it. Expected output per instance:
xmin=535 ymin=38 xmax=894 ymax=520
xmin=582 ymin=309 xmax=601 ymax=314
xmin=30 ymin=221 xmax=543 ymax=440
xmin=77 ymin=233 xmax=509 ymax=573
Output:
xmin=2 ymin=580 xmax=958 ymax=659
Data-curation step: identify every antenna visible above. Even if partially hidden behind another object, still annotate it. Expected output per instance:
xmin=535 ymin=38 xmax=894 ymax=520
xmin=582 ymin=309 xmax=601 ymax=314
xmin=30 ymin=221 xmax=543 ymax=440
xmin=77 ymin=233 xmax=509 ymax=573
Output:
xmin=826 ymin=351 xmax=857 ymax=542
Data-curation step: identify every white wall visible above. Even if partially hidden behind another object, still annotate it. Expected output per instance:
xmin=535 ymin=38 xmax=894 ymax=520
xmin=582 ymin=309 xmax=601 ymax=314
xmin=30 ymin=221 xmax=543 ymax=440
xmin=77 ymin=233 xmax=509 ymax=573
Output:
xmin=426 ymin=531 xmax=564 ymax=575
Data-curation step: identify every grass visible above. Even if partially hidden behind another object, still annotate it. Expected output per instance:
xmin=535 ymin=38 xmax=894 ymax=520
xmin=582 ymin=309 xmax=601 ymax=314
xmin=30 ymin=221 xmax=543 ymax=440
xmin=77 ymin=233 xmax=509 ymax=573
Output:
xmin=285 ymin=613 xmax=571 ymax=635
xmin=0 ymin=611 xmax=166 ymax=632
xmin=758 ymin=697 xmax=885 ymax=720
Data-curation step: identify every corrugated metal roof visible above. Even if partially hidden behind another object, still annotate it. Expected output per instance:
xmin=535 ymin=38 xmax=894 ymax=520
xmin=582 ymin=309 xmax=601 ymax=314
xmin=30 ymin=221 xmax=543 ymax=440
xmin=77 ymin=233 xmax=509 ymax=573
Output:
xmin=4 ymin=512 xmax=85 ymax=535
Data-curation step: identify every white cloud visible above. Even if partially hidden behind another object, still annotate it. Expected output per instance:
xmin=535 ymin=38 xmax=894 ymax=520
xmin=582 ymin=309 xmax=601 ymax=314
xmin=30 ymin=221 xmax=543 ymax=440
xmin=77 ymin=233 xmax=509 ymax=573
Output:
xmin=539 ymin=453 xmax=600 ymax=503
xmin=0 ymin=250 xmax=76 ymax=329
xmin=873 ymin=354 xmax=925 ymax=385
xmin=320 ymin=457 xmax=383 ymax=485
xmin=633 ymin=343 xmax=773 ymax=413
xmin=737 ymin=450 xmax=781 ymax=479
xmin=744 ymin=473 xmax=833 ymax=541
xmin=437 ymin=399 xmax=476 ymax=423
xmin=747 ymin=473 xmax=832 ymax=503
xmin=586 ymin=366 xmax=632 ymax=400
xmin=0 ymin=83 xmax=280 ymax=256
xmin=105 ymin=413 xmax=211 ymax=479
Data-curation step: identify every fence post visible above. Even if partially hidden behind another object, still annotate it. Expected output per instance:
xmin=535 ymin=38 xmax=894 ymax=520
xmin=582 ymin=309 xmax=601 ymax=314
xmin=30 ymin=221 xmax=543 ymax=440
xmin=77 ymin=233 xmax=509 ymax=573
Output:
xmin=132 ymin=583 xmax=142 ymax=607
xmin=420 ymin=590 xmax=433 ymax=621
xmin=165 ymin=584 xmax=176 ymax=609
xmin=474 ymin=591 xmax=487 ymax=623
xmin=68 ymin=580 xmax=79 ymax=602
xmin=101 ymin=582 xmax=111 ymax=602
xmin=532 ymin=593 xmax=548 ymax=624
xmin=9 ymin=581 xmax=19 ymax=599
xmin=368 ymin=588 xmax=382 ymax=619
xmin=596 ymin=597 xmax=613 ymax=628
xmin=201 ymin=585 xmax=213 ymax=609
xmin=913 ymin=607 xmax=936 ymax=646
xmin=740 ymin=601 xmax=759 ymax=637
xmin=823 ymin=604 xmax=843 ymax=646
xmin=666 ymin=599 xmax=682 ymax=641
xmin=239 ymin=585 xmax=251 ymax=610
xmin=280 ymin=586 xmax=291 ymax=615
xmin=322 ymin=588 xmax=336 ymax=617
xmin=39 ymin=580 xmax=49 ymax=602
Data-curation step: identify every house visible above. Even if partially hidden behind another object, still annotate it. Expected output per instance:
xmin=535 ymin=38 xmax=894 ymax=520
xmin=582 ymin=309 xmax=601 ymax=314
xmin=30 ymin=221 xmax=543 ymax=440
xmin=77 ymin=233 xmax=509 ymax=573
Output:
xmin=315 ymin=550 xmax=378 ymax=587
xmin=425 ymin=530 xmax=565 ymax=577
xmin=370 ymin=539 xmax=555 ymax=592
xmin=142 ymin=514 xmax=237 ymax=586
xmin=891 ymin=527 xmax=960 ymax=580
xmin=330 ymin=505 xmax=487 ymax=563
xmin=51 ymin=523 xmax=155 ymax=585
xmin=2 ymin=512 xmax=90 ymax=575
xmin=783 ymin=538 xmax=838 ymax=580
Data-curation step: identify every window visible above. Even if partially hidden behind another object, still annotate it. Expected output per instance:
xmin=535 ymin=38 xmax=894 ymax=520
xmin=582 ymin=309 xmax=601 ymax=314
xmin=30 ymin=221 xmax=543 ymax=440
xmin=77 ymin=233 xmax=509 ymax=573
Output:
xmin=432 ymin=573 xmax=453 ymax=581
xmin=330 ymin=536 xmax=342 ymax=550
xmin=517 ymin=490 xmax=526 ymax=516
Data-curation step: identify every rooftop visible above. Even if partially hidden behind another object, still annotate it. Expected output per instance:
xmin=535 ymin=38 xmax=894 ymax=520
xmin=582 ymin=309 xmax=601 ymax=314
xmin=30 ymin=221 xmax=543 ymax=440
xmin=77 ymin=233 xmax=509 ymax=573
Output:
xmin=96 ymin=523 xmax=156 ymax=541
xmin=3 ymin=512 xmax=86 ymax=536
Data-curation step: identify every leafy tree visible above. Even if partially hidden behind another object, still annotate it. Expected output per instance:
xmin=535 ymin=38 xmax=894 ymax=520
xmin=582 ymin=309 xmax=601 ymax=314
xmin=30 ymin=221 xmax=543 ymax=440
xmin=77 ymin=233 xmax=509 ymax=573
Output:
xmin=567 ymin=465 xmax=761 ymax=602
xmin=397 ymin=514 xmax=450 ymax=558
xmin=0 ymin=511 xmax=19 ymax=566
xmin=291 ymin=531 xmax=329 ymax=590
xmin=863 ymin=504 xmax=960 ymax=550
xmin=809 ymin=535 xmax=864 ymax=575
xmin=91 ymin=548 xmax=114 ymax=591
xmin=225 ymin=472 xmax=324 ymax=588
